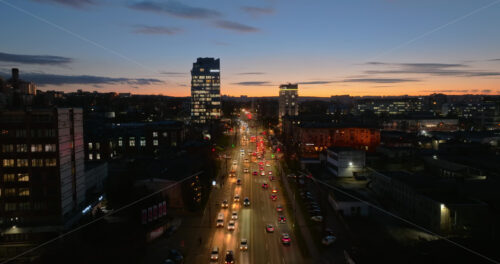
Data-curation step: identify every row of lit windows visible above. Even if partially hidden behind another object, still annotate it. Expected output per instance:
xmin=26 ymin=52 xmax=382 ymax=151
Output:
xmin=2 ymin=159 xmax=57 ymax=167
xmin=2 ymin=173 xmax=29 ymax=182
xmin=0 ymin=187 xmax=30 ymax=198
xmin=1 ymin=144 xmax=56 ymax=153
xmin=0 ymin=129 xmax=56 ymax=138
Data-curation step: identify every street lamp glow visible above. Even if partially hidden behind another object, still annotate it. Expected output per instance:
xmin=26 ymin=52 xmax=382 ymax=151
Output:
xmin=349 ymin=162 xmax=353 ymax=166
xmin=212 ymin=180 xmax=216 ymax=186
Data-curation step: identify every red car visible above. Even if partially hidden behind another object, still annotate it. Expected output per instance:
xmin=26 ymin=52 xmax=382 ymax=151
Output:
xmin=266 ymin=224 xmax=275 ymax=233
xmin=269 ymin=176 xmax=275 ymax=181
xmin=281 ymin=233 xmax=291 ymax=245
xmin=278 ymin=215 xmax=286 ymax=223
xmin=252 ymin=171 xmax=258 ymax=176
xmin=268 ymin=171 xmax=273 ymax=175
xmin=259 ymin=167 xmax=264 ymax=171
xmin=270 ymin=194 xmax=277 ymax=201
xmin=262 ymin=183 xmax=269 ymax=189
xmin=276 ymin=205 xmax=283 ymax=212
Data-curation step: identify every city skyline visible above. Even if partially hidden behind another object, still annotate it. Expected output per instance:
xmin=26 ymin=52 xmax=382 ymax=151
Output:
xmin=0 ymin=0 xmax=500 ymax=97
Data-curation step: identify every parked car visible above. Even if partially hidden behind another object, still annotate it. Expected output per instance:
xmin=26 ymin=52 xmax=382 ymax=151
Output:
xmin=311 ymin=215 xmax=324 ymax=222
xmin=322 ymin=235 xmax=336 ymax=245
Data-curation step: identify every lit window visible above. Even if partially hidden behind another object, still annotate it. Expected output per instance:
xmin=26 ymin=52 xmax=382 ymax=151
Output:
xmin=96 ymin=143 xmax=100 ymax=150
xmin=16 ymin=144 xmax=28 ymax=152
xmin=19 ymin=188 xmax=30 ymax=197
xmin=96 ymin=154 xmax=101 ymax=160
xmin=3 ymin=174 xmax=15 ymax=182
xmin=31 ymin=144 xmax=43 ymax=152
xmin=18 ymin=173 xmax=29 ymax=182
xmin=45 ymin=159 xmax=57 ymax=167
xmin=44 ymin=144 xmax=56 ymax=152
xmin=140 ymin=137 xmax=146 ymax=147
xmin=153 ymin=140 xmax=159 ymax=146
xmin=5 ymin=188 xmax=16 ymax=197
xmin=129 ymin=137 xmax=135 ymax=147
xmin=2 ymin=159 xmax=14 ymax=167
xmin=31 ymin=159 xmax=44 ymax=167
xmin=88 ymin=142 xmax=93 ymax=150
xmin=118 ymin=138 xmax=123 ymax=147
xmin=163 ymin=132 xmax=168 ymax=137
xmin=153 ymin=132 xmax=158 ymax=137
xmin=89 ymin=154 xmax=93 ymax=160
xmin=17 ymin=159 xmax=29 ymax=167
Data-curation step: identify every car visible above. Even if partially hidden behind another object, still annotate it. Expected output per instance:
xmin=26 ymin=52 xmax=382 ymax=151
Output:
xmin=259 ymin=161 xmax=264 ymax=166
xmin=268 ymin=171 xmax=273 ymax=175
xmin=240 ymin=238 xmax=248 ymax=251
xmin=221 ymin=200 xmax=229 ymax=208
xmin=240 ymin=152 xmax=245 ymax=156
xmin=234 ymin=194 xmax=240 ymax=202
xmin=168 ymin=249 xmax=183 ymax=263
xmin=260 ymin=171 xmax=265 ymax=176
xmin=210 ymin=247 xmax=219 ymax=261
xmin=311 ymin=215 xmax=324 ymax=222
xmin=259 ymin=166 xmax=264 ymax=171
xmin=322 ymin=235 xmax=336 ymax=246
xmin=271 ymin=188 xmax=278 ymax=194
xmin=262 ymin=183 xmax=269 ymax=189
xmin=266 ymin=224 xmax=275 ymax=233
xmin=216 ymin=213 xmax=224 ymax=227
xmin=243 ymin=168 xmax=249 ymax=173
xmin=231 ymin=211 xmax=238 ymax=220
xmin=270 ymin=194 xmax=277 ymax=201
xmin=281 ymin=233 xmax=291 ymax=245
xmin=269 ymin=176 xmax=275 ymax=181
xmin=243 ymin=197 xmax=250 ymax=207
xmin=236 ymin=178 xmax=242 ymax=185
xmin=252 ymin=171 xmax=258 ymax=176
xmin=278 ymin=215 xmax=286 ymax=223
xmin=232 ymin=160 xmax=237 ymax=165
xmin=244 ymin=159 xmax=249 ymax=163
xmin=276 ymin=205 xmax=283 ymax=212
xmin=227 ymin=220 xmax=235 ymax=231
xmin=225 ymin=250 xmax=234 ymax=264
xmin=266 ymin=163 xmax=271 ymax=167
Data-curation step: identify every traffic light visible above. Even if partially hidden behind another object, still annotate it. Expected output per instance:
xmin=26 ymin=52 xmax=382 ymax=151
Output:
xmin=277 ymin=148 xmax=281 ymax=152
xmin=232 ymin=144 xmax=235 ymax=148
xmin=271 ymin=154 xmax=275 ymax=159
xmin=211 ymin=148 xmax=216 ymax=152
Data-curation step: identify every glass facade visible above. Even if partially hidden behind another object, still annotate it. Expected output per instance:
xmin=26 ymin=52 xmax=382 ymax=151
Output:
xmin=191 ymin=58 xmax=221 ymax=124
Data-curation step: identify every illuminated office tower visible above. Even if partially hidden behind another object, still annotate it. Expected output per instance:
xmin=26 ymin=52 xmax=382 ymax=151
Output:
xmin=191 ymin=58 xmax=221 ymax=124
xmin=278 ymin=83 xmax=299 ymax=121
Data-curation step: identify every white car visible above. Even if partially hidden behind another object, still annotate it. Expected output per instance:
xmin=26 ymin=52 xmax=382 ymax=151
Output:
xmin=322 ymin=235 xmax=336 ymax=245
xmin=231 ymin=211 xmax=238 ymax=220
xmin=311 ymin=215 xmax=323 ymax=222
xmin=232 ymin=160 xmax=237 ymax=165
xmin=240 ymin=238 xmax=248 ymax=251
xmin=210 ymin=247 xmax=219 ymax=261
xmin=234 ymin=194 xmax=240 ymax=202
xmin=228 ymin=220 xmax=235 ymax=231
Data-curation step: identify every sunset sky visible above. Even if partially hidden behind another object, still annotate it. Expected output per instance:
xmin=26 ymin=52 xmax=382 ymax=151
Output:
xmin=0 ymin=0 xmax=499 ymax=97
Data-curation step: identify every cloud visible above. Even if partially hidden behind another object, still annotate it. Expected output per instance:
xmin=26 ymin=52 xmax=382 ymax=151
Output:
xmin=0 ymin=71 xmax=163 ymax=86
xmin=214 ymin=20 xmax=259 ymax=33
xmin=237 ymin=72 xmax=265 ymax=75
xmin=481 ymin=89 xmax=492 ymax=93
xmin=297 ymin=81 xmax=333 ymax=85
xmin=0 ymin=52 xmax=73 ymax=65
xmin=132 ymin=25 xmax=182 ymax=35
xmin=241 ymin=6 xmax=274 ymax=16
xmin=365 ymin=62 xmax=500 ymax=77
xmin=419 ymin=89 xmax=494 ymax=94
xmin=233 ymin=81 xmax=273 ymax=86
xmin=488 ymin=59 xmax=500 ymax=61
xmin=32 ymin=0 xmax=96 ymax=8
xmin=341 ymin=78 xmax=419 ymax=83
xmin=128 ymin=1 xmax=221 ymax=19
xmin=160 ymin=71 xmax=187 ymax=76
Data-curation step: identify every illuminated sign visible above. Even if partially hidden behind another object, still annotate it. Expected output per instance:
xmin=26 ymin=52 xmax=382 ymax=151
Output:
xmin=210 ymin=69 xmax=220 ymax=73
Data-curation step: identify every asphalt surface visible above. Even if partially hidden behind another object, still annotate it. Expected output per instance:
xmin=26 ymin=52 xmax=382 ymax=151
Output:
xmin=188 ymin=122 xmax=305 ymax=264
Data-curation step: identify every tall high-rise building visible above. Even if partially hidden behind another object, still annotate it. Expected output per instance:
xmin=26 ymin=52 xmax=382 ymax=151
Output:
xmin=191 ymin=58 xmax=221 ymax=124
xmin=278 ymin=83 xmax=299 ymax=121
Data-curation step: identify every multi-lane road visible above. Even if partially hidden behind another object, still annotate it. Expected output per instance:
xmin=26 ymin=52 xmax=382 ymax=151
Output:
xmin=189 ymin=119 xmax=305 ymax=264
